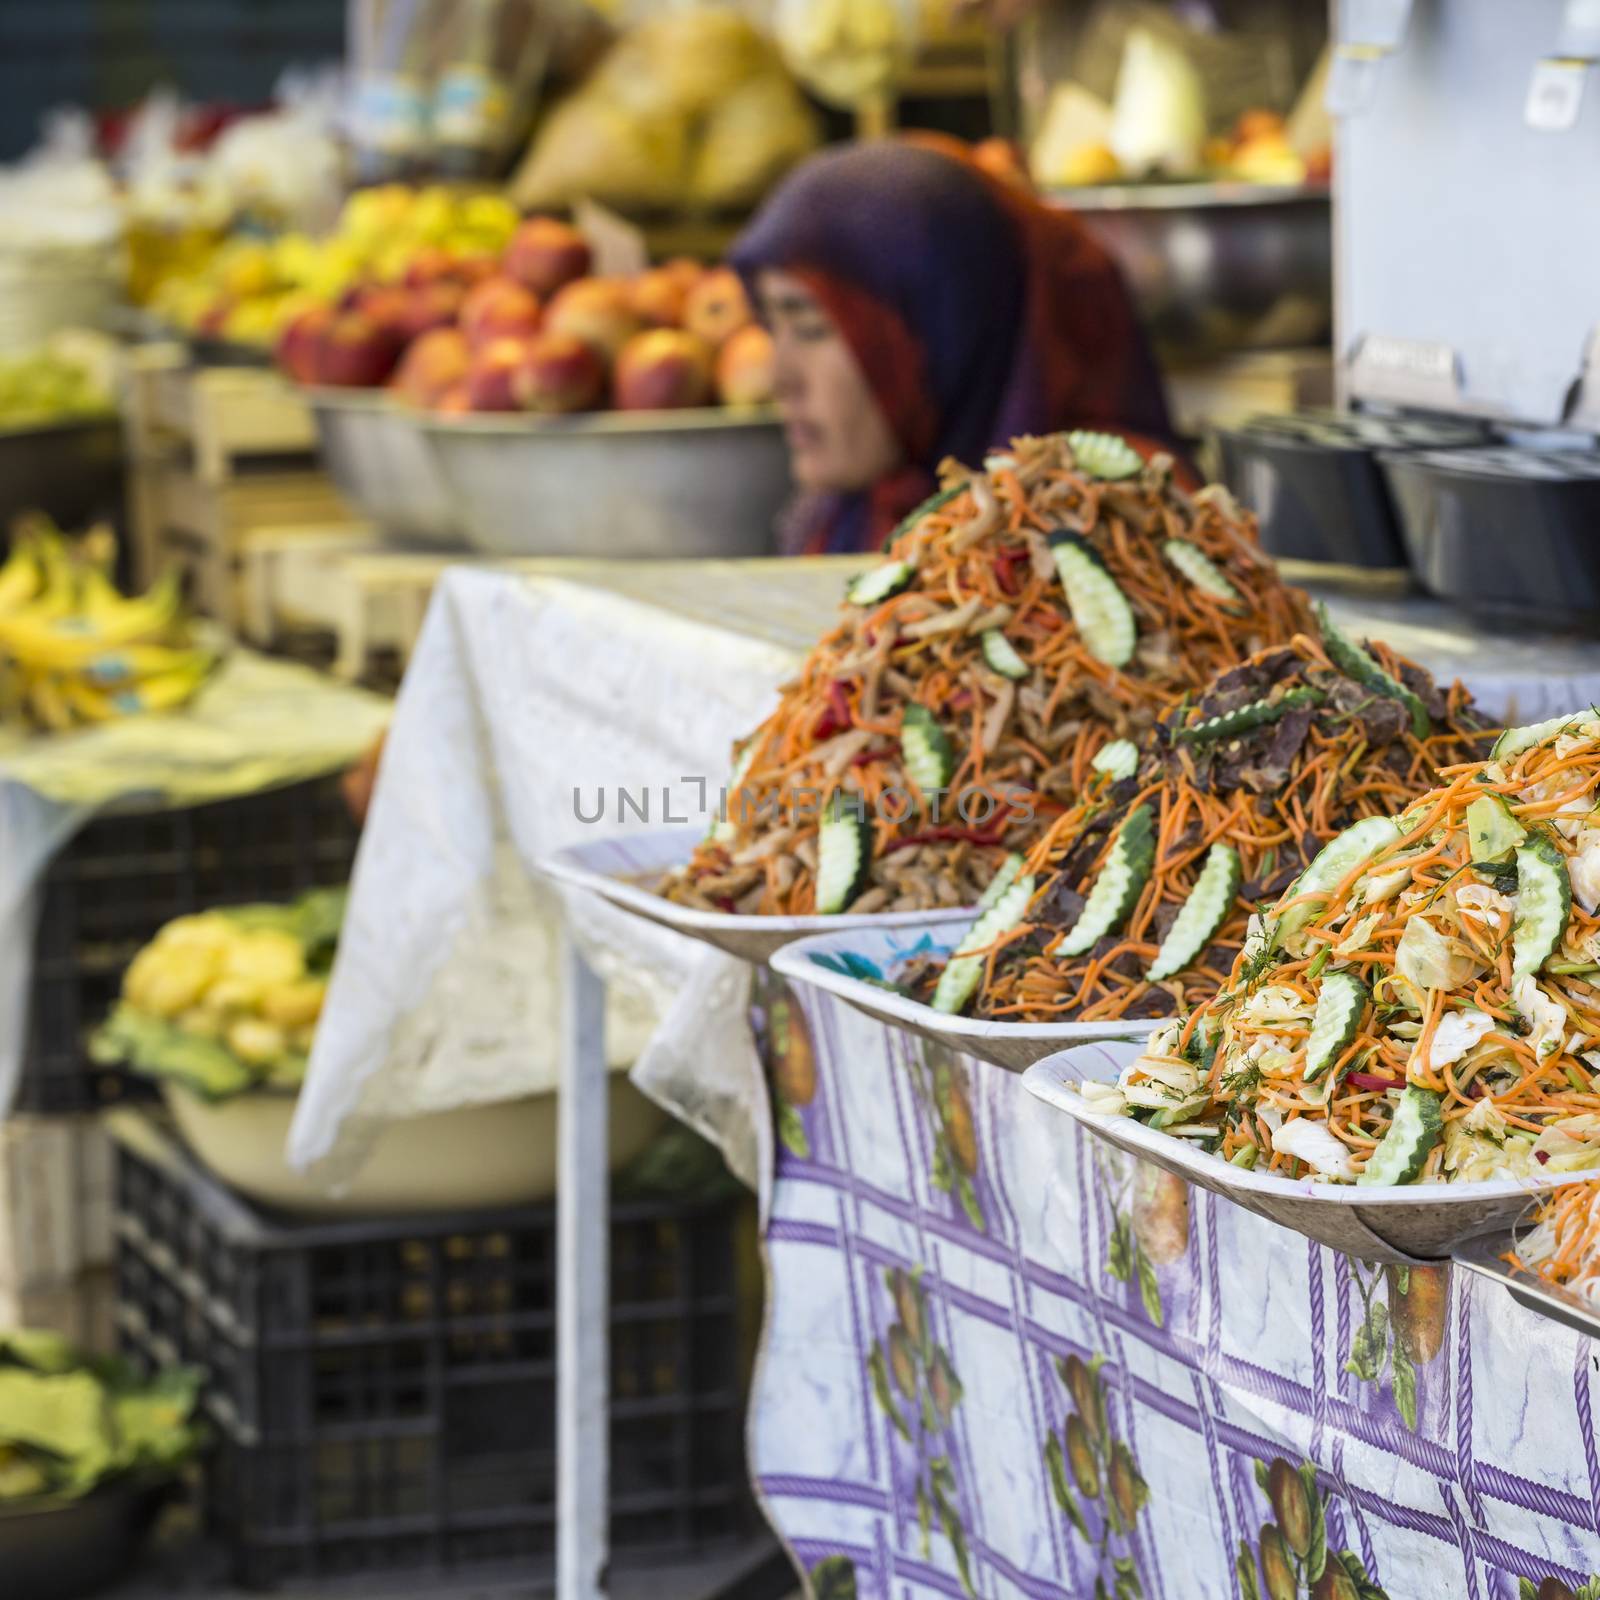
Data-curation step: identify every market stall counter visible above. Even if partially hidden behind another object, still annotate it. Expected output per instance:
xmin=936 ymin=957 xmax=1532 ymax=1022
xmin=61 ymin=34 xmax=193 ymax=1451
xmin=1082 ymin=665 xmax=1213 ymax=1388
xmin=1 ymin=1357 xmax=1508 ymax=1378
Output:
xmin=289 ymin=556 xmax=1600 ymax=1600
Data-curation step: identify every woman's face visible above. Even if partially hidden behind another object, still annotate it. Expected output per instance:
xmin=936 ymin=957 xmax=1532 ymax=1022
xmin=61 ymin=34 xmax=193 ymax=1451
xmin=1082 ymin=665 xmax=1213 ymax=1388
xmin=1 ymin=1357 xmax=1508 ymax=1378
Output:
xmin=756 ymin=269 xmax=903 ymax=494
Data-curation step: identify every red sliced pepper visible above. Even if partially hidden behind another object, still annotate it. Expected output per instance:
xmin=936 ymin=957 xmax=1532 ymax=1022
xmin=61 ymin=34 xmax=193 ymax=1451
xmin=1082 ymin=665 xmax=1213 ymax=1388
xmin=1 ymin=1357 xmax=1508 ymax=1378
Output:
xmin=850 ymin=745 xmax=895 ymax=767
xmin=993 ymin=546 xmax=1027 ymax=596
xmin=1345 ymin=1072 xmax=1407 ymax=1092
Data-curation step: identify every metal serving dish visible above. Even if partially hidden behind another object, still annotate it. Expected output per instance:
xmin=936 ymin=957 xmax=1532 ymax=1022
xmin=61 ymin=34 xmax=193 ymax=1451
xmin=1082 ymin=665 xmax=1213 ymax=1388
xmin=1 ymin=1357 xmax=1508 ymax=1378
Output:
xmin=1453 ymin=1230 xmax=1600 ymax=1340
xmin=1217 ymin=409 xmax=1488 ymax=568
xmin=304 ymin=388 xmax=469 ymax=550
xmin=421 ymin=407 xmax=789 ymax=559
xmin=1050 ymin=182 xmax=1332 ymax=361
xmin=1382 ymin=445 xmax=1600 ymax=631
xmin=0 ymin=1476 xmax=172 ymax=1600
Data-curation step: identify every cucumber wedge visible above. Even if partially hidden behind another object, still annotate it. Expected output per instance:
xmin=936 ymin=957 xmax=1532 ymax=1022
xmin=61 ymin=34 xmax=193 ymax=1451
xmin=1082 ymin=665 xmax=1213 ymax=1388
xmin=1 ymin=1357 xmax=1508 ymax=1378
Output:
xmin=1147 ymin=843 xmax=1241 ymax=981
xmin=1357 ymin=1086 xmax=1443 ymax=1186
xmin=1175 ymin=686 xmax=1323 ymax=745
xmin=900 ymin=704 xmax=955 ymax=793
xmin=1304 ymin=970 xmax=1368 ymax=1082
xmin=981 ymin=630 xmax=1029 ymax=681
xmin=1466 ymin=792 xmax=1525 ymax=864
xmin=1512 ymin=832 xmax=1571 ymax=979
xmin=884 ymin=481 xmax=964 ymax=550
xmin=1492 ymin=709 xmax=1596 ymax=761
xmin=709 ymin=741 xmax=757 ymax=843
xmin=1059 ymin=805 xmax=1156 ymax=958
xmin=848 ymin=560 xmax=915 ymax=605
xmin=976 ymin=852 xmax=1026 ymax=912
xmin=1092 ymin=739 xmax=1139 ymax=782
xmin=1066 ymin=430 xmax=1143 ymax=481
xmin=1316 ymin=603 xmax=1430 ymax=738
xmin=815 ymin=810 xmax=874 ymax=914
xmin=932 ymin=874 xmax=1037 ymax=1014
xmin=1051 ymin=535 xmax=1138 ymax=669
xmin=1162 ymin=538 xmax=1241 ymax=605
xmin=1274 ymin=815 xmax=1405 ymax=943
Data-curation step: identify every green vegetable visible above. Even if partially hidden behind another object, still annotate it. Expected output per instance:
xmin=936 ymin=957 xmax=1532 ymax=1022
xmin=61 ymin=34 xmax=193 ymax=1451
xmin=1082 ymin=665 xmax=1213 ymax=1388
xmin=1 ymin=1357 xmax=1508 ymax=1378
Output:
xmin=1066 ymin=430 xmax=1143 ymax=481
xmin=1059 ymin=806 xmax=1155 ymax=958
xmin=1091 ymin=739 xmax=1139 ymax=781
xmin=1051 ymin=535 xmax=1138 ymax=669
xmin=1512 ymin=832 xmax=1571 ymax=980
xmin=1147 ymin=843 xmax=1241 ymax=981
xmin=1491 ymin=709 xmax=1595 ymax=761
xmin=932 ymin=875 xmax=1037 ymax=1015
xmin=1175 ymin=687 xmax=1323 ymax=745
xmin=1358 ymin=1087 xmax=1443 ymax=1187
xmin=1162 ymin=538 xmax=1241 ymax=605
xmin=1466 ymin=793 xmax=1525 ymax=864
xmin=1316 ymin=603 xmax=1430 ymax=738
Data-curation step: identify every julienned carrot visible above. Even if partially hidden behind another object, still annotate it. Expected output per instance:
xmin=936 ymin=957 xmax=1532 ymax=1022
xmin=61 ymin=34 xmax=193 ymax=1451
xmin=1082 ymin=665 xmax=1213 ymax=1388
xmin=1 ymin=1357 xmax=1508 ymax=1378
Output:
xmin=1136 ymin=715 xmax=1600 ymax=1185
xmin=966 ymin=635 xmax=1488 ymax=1023
xmin=661 ymin=431 xmax=1316 ymax=916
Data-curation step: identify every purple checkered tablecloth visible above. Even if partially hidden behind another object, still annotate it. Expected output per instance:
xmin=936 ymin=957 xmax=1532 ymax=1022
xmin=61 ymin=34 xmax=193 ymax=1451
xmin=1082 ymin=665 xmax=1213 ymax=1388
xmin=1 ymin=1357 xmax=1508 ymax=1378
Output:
xmin=749 ymin=969 xmax=1600 ymax=1600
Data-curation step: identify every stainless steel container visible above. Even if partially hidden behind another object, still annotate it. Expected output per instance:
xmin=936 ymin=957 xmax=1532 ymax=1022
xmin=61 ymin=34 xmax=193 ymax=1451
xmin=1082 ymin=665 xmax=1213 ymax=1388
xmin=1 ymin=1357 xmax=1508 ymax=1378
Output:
xmin=421 ymin=408 xmax=790 ymax=559
xmin=1052 ymin=183 xmax=1332 ymax=361
xmin=305 ymin=389 xmax=470 ymax=550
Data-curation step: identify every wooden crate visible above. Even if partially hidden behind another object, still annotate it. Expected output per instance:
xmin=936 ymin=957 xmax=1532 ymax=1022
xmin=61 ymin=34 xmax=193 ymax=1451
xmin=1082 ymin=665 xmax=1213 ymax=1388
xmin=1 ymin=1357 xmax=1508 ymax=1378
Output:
xmin=0 ymin=1268 xmax=115 ymax=1353
xmin=0 ymin=1114 xmax=114 ymax=1294
xmin=123 ymin=344 xmax=362 ymax=628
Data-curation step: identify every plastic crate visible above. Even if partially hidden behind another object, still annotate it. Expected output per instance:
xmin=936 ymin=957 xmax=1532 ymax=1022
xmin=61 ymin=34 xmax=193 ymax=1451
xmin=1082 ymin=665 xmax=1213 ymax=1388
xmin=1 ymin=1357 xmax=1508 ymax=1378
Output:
xmin=110 ymin=1113 xmax=753 ymax=1592
xmin=22 ymin=775 xmax=359 ymax=1114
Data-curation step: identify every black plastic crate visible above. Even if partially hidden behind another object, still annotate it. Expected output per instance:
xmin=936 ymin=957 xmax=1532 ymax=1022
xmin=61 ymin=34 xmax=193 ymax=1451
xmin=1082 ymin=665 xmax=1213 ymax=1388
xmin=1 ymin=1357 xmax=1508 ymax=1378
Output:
xmin=110 ymin=1114 xmax=754 ymax=1592
xmin=22 ymin=775 xmax=359 ymax=1113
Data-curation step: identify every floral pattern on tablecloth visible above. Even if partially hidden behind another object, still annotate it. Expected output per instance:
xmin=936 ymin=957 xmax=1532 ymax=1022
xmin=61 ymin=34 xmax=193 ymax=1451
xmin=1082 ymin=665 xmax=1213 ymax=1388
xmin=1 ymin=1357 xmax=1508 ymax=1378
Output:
xmin=751 ymin=983 xmax=1600 ymax=1598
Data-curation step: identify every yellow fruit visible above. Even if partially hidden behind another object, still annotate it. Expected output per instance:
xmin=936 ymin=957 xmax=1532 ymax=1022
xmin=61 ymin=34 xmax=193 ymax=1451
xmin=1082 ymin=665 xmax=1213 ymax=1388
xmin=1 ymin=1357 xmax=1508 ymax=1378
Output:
xmin=218 ymin=241 xmax=277 ymax=299
xmin=221 ymin=930 xmax=306 ymax=988
xmin=259 ymin=976 xmax=327 ymax=1030
xmin=271 ymin=232 xmax=320 ymax=286
xmin=177 ymin=1006 xmax=224 ymax=1040
xmin=141 ymin=958 xmax=220 ymax=1019
xmin=227 ymin=1017 xmax=288 ymax=1066
xmin=156 ymin=913 xmax=233 ymax=952
xmin=202 ymin=976 xmax=265 ymax=1016
xmin=1060 ymin=142 xmax=1123 ymax=186
xmin=455 ymin=192 xmax=518 ymax=242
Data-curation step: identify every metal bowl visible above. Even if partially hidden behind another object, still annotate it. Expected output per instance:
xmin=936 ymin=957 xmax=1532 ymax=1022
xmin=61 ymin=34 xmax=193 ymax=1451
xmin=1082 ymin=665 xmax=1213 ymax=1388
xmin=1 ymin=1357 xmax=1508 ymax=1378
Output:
xmin=0 ymin=1476 xmax=172 ymax=1600
xmin=1050 ymin=182 xmax=1332 ymax=361
xmin=420 ymin=407 xmax=789 ymax=559
xmin=1382 ymin=446 xmax=1600 ymax=632
xmin=304 ymin=388 xmax=469 ymax=550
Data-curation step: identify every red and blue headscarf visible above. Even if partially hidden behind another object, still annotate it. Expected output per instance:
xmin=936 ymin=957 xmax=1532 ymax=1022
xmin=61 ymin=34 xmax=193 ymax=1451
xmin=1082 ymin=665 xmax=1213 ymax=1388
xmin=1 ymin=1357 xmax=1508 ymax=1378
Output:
xmin=731 ymin=138 xmax=1178 ymax=554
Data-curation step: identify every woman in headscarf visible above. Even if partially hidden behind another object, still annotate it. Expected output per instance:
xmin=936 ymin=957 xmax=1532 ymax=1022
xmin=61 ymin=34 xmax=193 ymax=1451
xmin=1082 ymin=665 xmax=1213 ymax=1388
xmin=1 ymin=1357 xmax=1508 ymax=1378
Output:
xmin=729 ymin=135 xmax=1179 ymax=556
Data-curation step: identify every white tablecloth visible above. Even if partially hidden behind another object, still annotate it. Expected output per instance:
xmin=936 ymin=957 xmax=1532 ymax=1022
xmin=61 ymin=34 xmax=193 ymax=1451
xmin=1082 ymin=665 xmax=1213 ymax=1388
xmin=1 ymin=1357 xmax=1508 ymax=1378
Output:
xmin=288 ymin=563 xmax=1600 ymax=1195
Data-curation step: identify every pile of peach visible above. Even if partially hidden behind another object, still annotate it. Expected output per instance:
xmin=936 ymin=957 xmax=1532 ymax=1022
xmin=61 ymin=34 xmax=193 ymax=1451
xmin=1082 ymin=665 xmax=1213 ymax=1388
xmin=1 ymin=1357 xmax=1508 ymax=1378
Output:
xmin=275 ymin=217 xmax=773 ymax=416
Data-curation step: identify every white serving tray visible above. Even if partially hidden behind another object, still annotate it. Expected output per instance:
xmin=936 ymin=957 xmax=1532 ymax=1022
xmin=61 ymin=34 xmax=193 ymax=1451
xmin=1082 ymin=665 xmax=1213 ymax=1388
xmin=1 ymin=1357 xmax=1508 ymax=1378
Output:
xmin=536 ymin=827 xmax=975 ymax=964
xmin=1024 ymin=1039 xmax=1597 ymax=1265
xmin=771 ymin=922 xmax=1164 ymax=1073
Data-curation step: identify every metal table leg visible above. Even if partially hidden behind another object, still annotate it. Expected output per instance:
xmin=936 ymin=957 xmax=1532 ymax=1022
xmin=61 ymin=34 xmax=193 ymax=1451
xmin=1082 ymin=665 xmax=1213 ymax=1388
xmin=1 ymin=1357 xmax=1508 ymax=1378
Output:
xmin=559 ymin=932 xmax=609 ymax=1600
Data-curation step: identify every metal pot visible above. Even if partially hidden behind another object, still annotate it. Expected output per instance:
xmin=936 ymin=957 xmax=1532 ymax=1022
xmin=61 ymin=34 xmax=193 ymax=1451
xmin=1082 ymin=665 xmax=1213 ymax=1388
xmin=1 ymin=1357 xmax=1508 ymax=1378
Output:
xmin=305 ymin=388 xmax=469 ymax=549
xmin=420 ymin=407 xmax=789 ymax=559
xmin=1383 ymin=446 xmax=1600 ymax=631
xmin=1051 ymin=182 xmax=1332 ymax=361
xmin=0 ymin=1476 xmax=172 ymax=1600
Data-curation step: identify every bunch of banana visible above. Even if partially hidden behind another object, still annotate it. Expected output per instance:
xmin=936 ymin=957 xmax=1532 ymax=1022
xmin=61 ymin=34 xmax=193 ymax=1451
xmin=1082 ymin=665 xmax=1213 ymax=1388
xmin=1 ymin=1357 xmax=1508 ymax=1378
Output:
xmin=92 ymin=889 xmax=345 ymax=1100
xmin=0 ymin=518 xmax=217 ymax=734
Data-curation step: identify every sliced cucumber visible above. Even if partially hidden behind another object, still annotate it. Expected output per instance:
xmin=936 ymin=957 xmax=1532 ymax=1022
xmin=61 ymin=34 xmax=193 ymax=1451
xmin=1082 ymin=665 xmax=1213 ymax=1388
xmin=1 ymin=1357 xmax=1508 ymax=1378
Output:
xmin=1275 ymin=815 xmax=1405 ymax=942
xmin=1066 ymin=430 xmax=1142 ymax=481
xmin=709 ymin=741 xmax=757 ymax=843
xmin=1304 ymin=970 xmax=1368 ymax=1082
xmin=976 ymin=852 xmax=1026 ymax=912
xmin=848 ymin=560 xmax=915 ymax=606
xmin=1162 ymin=538 xmax=1241 ymax=605
xmin=1466 ymin=792 xmax=1525 ymax=864
xmin=1316 ymin=603 xmax=1430 ymax=739
xmin=1492 ymin=709 xmax=1598 ymax=761
xmin=1175 ymin=686 xmax=1323 ymax=745
xmin=1512 ymin=832 xmax=1572 ymax=979
xmin=1147 ymin=843 xmax=1241 ymax=981
xmin=1357 ymin=1086 xmax=1443 ymax=1187
xmin=981 ymin=629 xmax=1029 ymax=681
xmin=932 ymin=875 xmax=1037 ymax=1014
xmin=1059 ymin=805 xmax=1155 ymax=958
xmin=1092 ymin=739 xmax=1139 ymax=782
xmin=1051 ymin=535 xmax=1137 ymax=669
xmin=883 ymin=481 xmax=964 ymax=550
xmin=900 ymin=704 xmax=955 ymax=793
xmin=815 ymin=810 xmax=875 ymax=914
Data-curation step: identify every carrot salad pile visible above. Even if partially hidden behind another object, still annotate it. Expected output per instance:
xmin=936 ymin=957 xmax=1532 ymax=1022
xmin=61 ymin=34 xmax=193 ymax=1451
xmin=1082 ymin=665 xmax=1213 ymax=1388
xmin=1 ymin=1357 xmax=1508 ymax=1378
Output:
xmin=660 ymin=429 xmax=1313 ymax=916
xmin=928 ymin=625 xmax=1488 ymax=1022
xmin=1087 ymin=708 xmax=1600 ymax=1187
xmin=1507 ymin=1181 xmax=1600 ymax=1301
